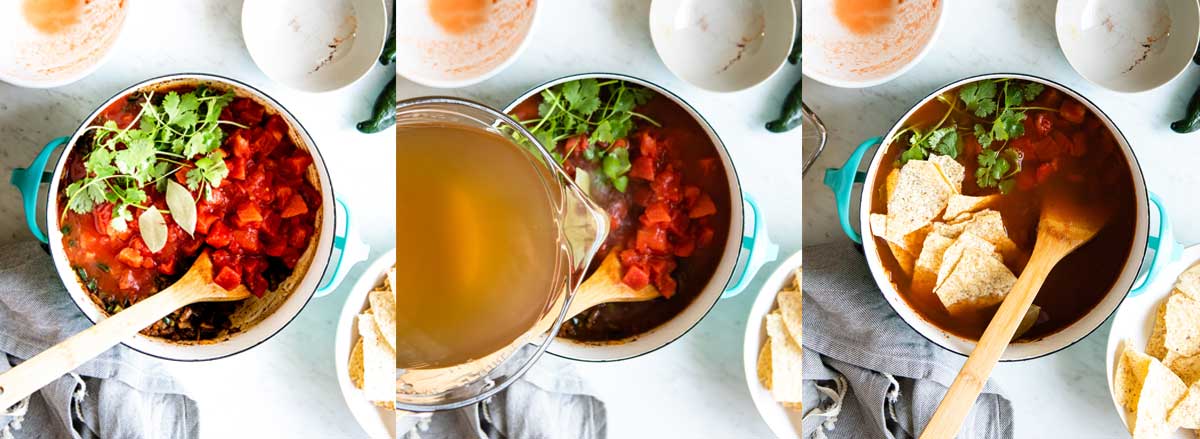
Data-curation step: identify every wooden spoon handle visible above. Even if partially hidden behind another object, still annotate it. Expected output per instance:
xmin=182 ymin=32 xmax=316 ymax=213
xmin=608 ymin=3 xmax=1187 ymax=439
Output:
xmin=0 ymin=289 xmax=189 ymax=410
xmin=920 ymin=250 xmax=1061 ymax=439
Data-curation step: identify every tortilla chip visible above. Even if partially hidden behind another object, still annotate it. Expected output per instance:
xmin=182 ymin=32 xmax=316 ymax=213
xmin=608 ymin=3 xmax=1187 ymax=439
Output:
xmin=358 ymin=311 xmax=396 ymax=403
xmin=791 ymin=268 xmax=802 ymax=292
xmin=885 ymin=167 xmax=900 ymax=200
xmin=1165 ymin=293 xmax=1200 ymax=357
xmin=943 ymin=194 xmax=1000 ymax=221
xmin=1015 ymin=304 xmax=1042 ymax=340
xmin=961 ymin=210 xmax=1021 ymax=260
xmin=765 ymin=312 xmax=803 ymax=404
xmin=1170 ymin=380 xmax=1200 ymax=429
xmin=1118 ymin=347 xmax=1188 ymax=438
xmin=885 ymin=160 xmax=955 ymax=244
xmin=369 ymin=288 xmax=397 ymax=351
xmin=349 ymin=338 xmax=365 ymax=389
xmin=932 ymin=221 xmax=967 ymax=239
xmin=936 ymin=232 xmax=998 ymax=289
xmin=1177 ymin=263 xmax=1200 ymax=301
xmin=929 ymin=154 xmax=965 ymax=191
xmin=912 ymin=232 xmax=955 ymax=296
xmin=1149 ymin=299 xmax=1171 ymax=360
xmin=757 ymin=342 xmax=772 ymax=390
xmin=776 ymin=289 xmax=803 ymax=342
xmin=1166 ymin=353 xmax=1200 ymax=385
xmin=871 ymin=213 xmax=888 ymax=239
xmin=888 ymin=241 xmax=917 ymax=276
xmin=934 ymin=247 xmax=1016 ymax=311
xmin=387 ymin=266 xmax=397 ymax=298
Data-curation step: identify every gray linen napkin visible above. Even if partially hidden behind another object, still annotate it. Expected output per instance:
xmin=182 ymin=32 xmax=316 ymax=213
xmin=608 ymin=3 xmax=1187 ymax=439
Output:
xmin=801 ymin=242 xmax=1013 ymax=439
xmin=0 ymin=241 xmax=198 ymax=439
xmin=403 ymin=359 xmax=606 ymax=439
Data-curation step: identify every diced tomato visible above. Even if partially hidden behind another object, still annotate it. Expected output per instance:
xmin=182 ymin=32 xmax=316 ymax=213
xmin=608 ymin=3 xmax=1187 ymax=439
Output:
xmin=652 ymin=168 xmax=681 ymax=202
xmin=92 ymin=204 xmax=113 ymax=235
xmin=282 ymin=154 xmax=312 ymax=176
xmin=118 ymin=270 xmax=138 ymax=293
xmin=228 ymin=131 xmax=252 ymax=158
xmin=696 ymin=226 xmax=715 ymax=247
xmin=231 ymin=98 xmax=264 ymax=126
xmin=689 ymin=192 xmax=717 ymax=218
xmin=1032 ymin=113 xmax=1053 ymax=137
xmin=280 ymin=194 xmax=308 ymax=218
xmin=630 ymin=156 xmax=656 ymax=181
xmin=657 ymin=275 xmax=677 ymax=299
xmin=233 ymin=228 xmax=260 ymax=252
xmin=563 ymin=134 xmax=588 ymax=157
xmin=1036 ymin=160 xmax=1059 ymax=184
xmin=116 ymin=247 xmax=143 ymax=267
xmin=264 ymin=238 xmax=287 ymax=257
xmin=638 ymin=131 xmax=658 ymax=158
xmin=643 ymin=202 xmax=672 ymax=224
xmin=227 ymin=157 xmax=247 ymax=180
xmin=621 ymin=265 xmax=650 ymax=290
xmin=174 ymin=164 xmax=193 ymax=185
xmin=214 ymin=265 xmax=242 ymax=291
xmin=697 ymin=158 xmax=716 ymax=177
xmin=206 ymin=222 xmax=232 ymax=248
xmin=196 ymin=212 xmax=219 ymax=235
xmin=1060 ymin=100 xmax=1086 ymax=124
xmin=636 ymin=227 xmax=670 ymax=253
xmin=674 ymin=239 xmax=695 ymax=257
xmin=235 ymin=202 xmax=263 ymax=226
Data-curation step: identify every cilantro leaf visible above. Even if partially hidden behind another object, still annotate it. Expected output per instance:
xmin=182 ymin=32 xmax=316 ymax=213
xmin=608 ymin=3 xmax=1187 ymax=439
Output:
xmin=1022 ymin=83 xmax=1045 ymax=102
xmin=959 ymin=80 xmax=998 ymax=117
xmin=973 ymin=124 xmax=994 ymax=149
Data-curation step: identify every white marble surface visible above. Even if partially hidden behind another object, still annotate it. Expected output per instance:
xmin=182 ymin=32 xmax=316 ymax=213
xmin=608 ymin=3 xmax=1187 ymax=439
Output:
xmin=397 ymin=0 xmax=803 ymax=438
xmin=802 ymin=0 xmax=1200 ymax=437
xmin=0 ymin=2 xmax=396 ymax=438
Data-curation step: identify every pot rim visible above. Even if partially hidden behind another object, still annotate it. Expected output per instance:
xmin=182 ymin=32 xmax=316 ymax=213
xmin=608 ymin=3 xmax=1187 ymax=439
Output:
xmin=501 ymin=72 xmax=746 ymax=362
xmin=857 ymin=72 xmax=1150 ymax=361
xmin=44 ymin=72 xmax=336 ymax=362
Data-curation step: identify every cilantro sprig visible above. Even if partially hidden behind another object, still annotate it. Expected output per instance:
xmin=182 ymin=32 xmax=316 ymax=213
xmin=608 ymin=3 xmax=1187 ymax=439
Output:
xmin=891 ymin=79 xmax=1055 ymax=194
xmin=64 ymin=88 xmax=239 ymax=230
xmin=510 ymin=79 xmax=659 ymax=192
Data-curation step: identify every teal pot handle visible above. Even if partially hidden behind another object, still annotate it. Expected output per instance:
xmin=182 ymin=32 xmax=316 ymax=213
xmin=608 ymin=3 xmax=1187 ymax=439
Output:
xmin=10 ymin=137 xmax=70 ymax=244
xmin=1129 ymin=192 xmax=1182 ymax=298
xmin=823 ymin=136 xmax=882 ymax=244
xmin=722 ymin=194 xmax=779 ymax=299
xmin=316 ymin=198 xmax=370 ymax=297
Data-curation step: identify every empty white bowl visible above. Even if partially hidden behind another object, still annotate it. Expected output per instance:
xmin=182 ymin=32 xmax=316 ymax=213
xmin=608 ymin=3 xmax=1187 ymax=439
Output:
xmin=1056 ymin=0 xmax=1200 ymax=93
xmin=242 ymin=0 xmax=388 ymax=93
xmin=397 ymin=0 xmax=540 ymax=89
xmin=801 ymin=0 xmax=945 ymax=88
xmin=649 ymin=0 xmax=796 ymax=92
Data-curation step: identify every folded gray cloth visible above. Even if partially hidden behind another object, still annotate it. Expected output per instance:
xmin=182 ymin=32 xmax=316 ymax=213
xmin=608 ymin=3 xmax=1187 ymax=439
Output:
xmin=0 ymin=241 xmax=198 ymax=439
xmin=801 ymin=242 xmax=1013 ymax=439
xmin=403 ymin=358 xmax=606 ymax=439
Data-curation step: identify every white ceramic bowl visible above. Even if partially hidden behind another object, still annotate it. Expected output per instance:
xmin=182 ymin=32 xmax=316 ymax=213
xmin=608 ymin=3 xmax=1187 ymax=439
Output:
xmin=335 ymin=249 xmax=397 ymax=439
xmin=801 ymin=0 xmax=945 ymax=88
xmin=397 ymin=0 xmax=539 ymax=88
xmin=0 ymin=0 xmax=129 ymax=88
xmin=1105 ymin=243 xmax=1195 ymax=438
xmin=742 ymin=249 xmax=802 ymax=439
xmin=847 ymin=74 xmax=1150 ymax=361
xmin=242 ymin=0 xmax=389 ymax=92
xmin=1056 ymin=0 xmax=1200 ymax=93
xmin=648 ymin=0 xmax=796 ymax=92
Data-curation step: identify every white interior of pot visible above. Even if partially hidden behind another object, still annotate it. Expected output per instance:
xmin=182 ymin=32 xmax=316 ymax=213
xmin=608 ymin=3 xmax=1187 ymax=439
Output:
xmin=503 ymin=74 xmax=743 ymax=362
xmin=859 ymin=73 xmax=1148 ymax=361
xmin=45 ymin=74 xmax=336 ymax=361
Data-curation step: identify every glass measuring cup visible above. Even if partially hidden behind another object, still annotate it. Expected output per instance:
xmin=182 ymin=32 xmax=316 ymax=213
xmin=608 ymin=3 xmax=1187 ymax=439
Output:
xmin=394 ymin=97 xmax=609 ymax=412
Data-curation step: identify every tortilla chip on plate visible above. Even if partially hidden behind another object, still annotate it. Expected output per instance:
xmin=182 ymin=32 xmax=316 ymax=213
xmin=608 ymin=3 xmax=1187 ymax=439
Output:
xmin=1149 ymin=299 xmax=1171 ymax=360
xmin=943 ymin=194 xmax=999 ymax=221
xmin=1117 ymin=347 xmax=1187 ymax=438
xmin=885 ymin=160 xmax=955 ymax=245
xmin=776 ymin=289 xmax=803 ymax=341
xmin=934 ymin=247 xmax=1015 ymax=311
xmin=1176 ymin=263 xmax=1200 ymax=301
xmin=349 ymin=338 xmax=365 ymax=389
xmin=1165 ymin=293 xmax=1200 ymax=357
xmin=935 ymin=232 xmax=998 ymax=289
xmin=1169 ymin=380 xmax=1200 ymax=429
xmin=929 ymin=154 xmax=965 ymax=190
xmin=357 ymin=311 xmax=395 ymax=403
xmin=1166 ymin=353 xmax=1200 ymax=386
xmin=765 ymin=311 xmax=803 ymax=405
xmin=368 ymin=288 xmax=397 ymax=350
xmin=791 ymin=268 xmax=802 ymax=291
xmin=757 ymin=342 xmax=772 ymax=390
xmin=912 ymin=232 xmax=955 ymax=296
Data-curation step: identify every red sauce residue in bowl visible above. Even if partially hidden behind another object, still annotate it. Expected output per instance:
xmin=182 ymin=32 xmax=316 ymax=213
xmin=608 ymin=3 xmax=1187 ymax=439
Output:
xmin=23 ymin=0 xmax=83 ymax=34
xmin=834 ymin=0 xmax=896 ymax=35
xmin=428 ymin=0 xmax=491 ymax=34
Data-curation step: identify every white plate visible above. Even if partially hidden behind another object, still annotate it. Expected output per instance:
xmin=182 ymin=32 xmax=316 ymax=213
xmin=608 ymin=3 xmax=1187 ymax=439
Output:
xmin=242 ymin=0 xmax=388 ymax=92
xmin=1106 ymin=244 xmax=1200 ymax=438
xmin=801 ymin=0 xmax=945 ymax=88
xmin=1055 ymin=0 xmax=1200 ymax=93
xmin=397 ymin=0 xmax=539 ymax=88
xmin=0 ymin=0 xmax=129 ymax=88
xmin=335 ymin=249 xmax=397 ymax=439
xmin=648 ymin=0 xmax=796 ymax=92
xmin=743 ymin=249 xmax=803 ymax=439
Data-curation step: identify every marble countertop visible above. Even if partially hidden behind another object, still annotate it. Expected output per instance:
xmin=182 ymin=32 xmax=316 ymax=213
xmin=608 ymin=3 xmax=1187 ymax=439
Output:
xmin=803 ymin=0 xmax=1200 ymax=437
xmin=396 ymin=1 xmax=803 ymax=438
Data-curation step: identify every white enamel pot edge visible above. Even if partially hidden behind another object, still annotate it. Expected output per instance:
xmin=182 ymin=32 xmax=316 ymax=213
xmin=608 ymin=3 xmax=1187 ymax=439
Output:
xmin=43 ymin=73 xmax=338 ymax=362
xmin=501 ymin=72 xmax=753 ymax=362
xmin=857 ymin=73 xmax=1150 ymax=361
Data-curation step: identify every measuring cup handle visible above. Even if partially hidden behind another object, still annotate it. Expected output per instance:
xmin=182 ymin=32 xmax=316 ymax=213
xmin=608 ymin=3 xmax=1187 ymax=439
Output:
xmin=823 ymin=136 xmax=881 ymax=244
xmin=1130 ymin=193 xmax=1181 ymax=297
xmin=10 ymin=137 xmax=69 ymax=244
xmin=721 ymin=194 xmax=779 ymax=298
xmin=316 ymin=198 xmax=370 ymax=297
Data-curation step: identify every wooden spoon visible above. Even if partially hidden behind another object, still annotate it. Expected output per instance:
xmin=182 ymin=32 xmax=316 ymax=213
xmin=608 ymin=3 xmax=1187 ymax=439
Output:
xmin=0 ymin=252 xmax=249 ymax=410
xmin=920 ymin=187 xmax=1112 ymax=439
xmin=398 ymin=250 xmax=658 ymax=395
